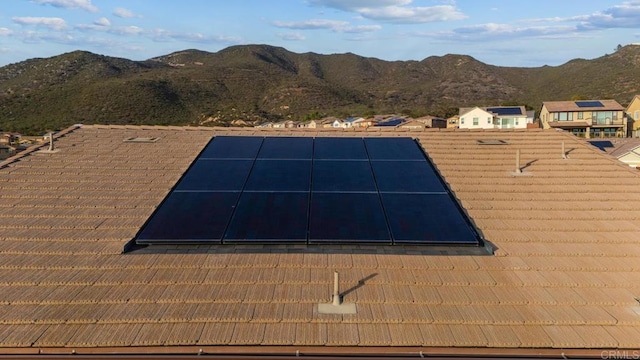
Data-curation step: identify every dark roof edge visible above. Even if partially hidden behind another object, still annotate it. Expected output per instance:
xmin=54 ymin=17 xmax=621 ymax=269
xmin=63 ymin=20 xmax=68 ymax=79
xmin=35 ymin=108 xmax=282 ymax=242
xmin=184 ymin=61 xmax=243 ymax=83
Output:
xmin=0 ymin=345 xmax=621 ymax=359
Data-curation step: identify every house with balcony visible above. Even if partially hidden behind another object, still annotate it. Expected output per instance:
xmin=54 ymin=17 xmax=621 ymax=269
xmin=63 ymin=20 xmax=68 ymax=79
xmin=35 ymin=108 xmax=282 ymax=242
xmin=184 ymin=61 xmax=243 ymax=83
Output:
xmin=540 ymin=100 xmax=626 ymax=138
xmin=459 ymin=106 xmax=528 ymax=129
xmin=626 ymin=95 xmax=640 ymax=137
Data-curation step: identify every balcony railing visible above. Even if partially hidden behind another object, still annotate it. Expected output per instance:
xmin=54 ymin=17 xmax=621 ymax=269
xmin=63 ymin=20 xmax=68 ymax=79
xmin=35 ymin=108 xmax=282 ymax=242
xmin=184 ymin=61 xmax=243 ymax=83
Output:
xmin=591 ymin=118 xmax=624 ymax=126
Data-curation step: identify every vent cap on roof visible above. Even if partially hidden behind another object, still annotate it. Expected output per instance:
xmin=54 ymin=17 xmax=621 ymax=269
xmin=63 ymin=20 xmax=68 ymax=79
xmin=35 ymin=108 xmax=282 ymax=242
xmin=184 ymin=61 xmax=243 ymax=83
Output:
xmin=124 ymin=137 xmax=160 ymax=143
xmin=477 ymin=139 xmax=509 ymax=145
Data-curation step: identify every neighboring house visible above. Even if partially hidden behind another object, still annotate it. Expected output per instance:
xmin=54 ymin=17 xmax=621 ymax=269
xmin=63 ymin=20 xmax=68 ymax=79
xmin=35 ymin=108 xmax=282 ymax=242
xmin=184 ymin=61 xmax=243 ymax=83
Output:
xmin=297 ymin=120 xmax=317 ymax=128
xmin=540 ymin=99 xmax=626 ymax=138
xmin=459 ymin=106 xmax=528 ymax=130
xmin=320 ymin=117 xmax=340 ymax=128
xmin=415 ymin=115 xmax=447 ymax=129
xmin=595 ymin=138 xmax=640 ymax=167
xmin=616 ymin=146 xmax=640 ymax=167
xmin=626 ymin=95 xmax=640 ymax=137
xmin=353 ymin=117 xmax=376 ymax=128
xmin=0 ymin=144 xmax=13 ymax=160
xmin=458 ymin=107 xmax=495 ymax=129
xmin=0 ymin=132 xmax=20 ymax=145
xmin=374 ymin=117 xmax=406 ymax=127
xmin=397 ymin=119 xmax=425 ymax=130
xmin=447 ymin=115 xmax=459 ymax=128
xmin=255 ymin=122 xmax=274 ymax=128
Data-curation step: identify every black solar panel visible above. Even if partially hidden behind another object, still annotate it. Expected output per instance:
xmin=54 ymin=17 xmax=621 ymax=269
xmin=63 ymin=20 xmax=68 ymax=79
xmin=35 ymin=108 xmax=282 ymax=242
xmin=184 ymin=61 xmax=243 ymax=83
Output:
xmin=137 ymin=192 xmax=239 ymax=243
xmin=200 ymin=136 xmax=263 ymax=159
xmin=135 ymin=136 xmax=481 ymax=247
xmin=176 ymin=159 xmax=253 ymax=191
xmin=312 ymin=160 xmax=376 ymax=192
xmin=309 ymin=193 xmax=390 ymax=243
xmin=371 ymin=161 xmax=446 ymax=193
xmin=244 ymin=160 xmax=311 ymax=192
xmin=365 ymin=137 xmax=425 ymax=160
xmin=258 ymin=137 xmax=313 ymax=159
xmin=382 ymin=194 xmax=478 ymax=244
xmin=314 ymin=137 xmax=367 ymax=160
xmin=575 ymin=101 xmax=604 ymax=108
xmin=486 ymin=107 xmax=522 ymax=116
xmin=224 ymin=192 xmax=309 ymax=242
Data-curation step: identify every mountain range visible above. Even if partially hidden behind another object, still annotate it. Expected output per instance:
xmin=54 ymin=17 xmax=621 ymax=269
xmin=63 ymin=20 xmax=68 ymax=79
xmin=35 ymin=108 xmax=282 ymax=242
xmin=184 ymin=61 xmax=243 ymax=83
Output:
xmin=1 ymin=44 xmax=639 ymax=134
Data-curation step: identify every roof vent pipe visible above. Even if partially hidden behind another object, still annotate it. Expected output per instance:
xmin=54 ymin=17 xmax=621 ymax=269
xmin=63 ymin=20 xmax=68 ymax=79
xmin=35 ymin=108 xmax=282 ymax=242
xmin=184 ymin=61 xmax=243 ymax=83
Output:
xmin=332 ymin=271 xmax=341 ymax=306
xmin=317 ymin=270 xmax=356 ymax=314
xmin=515 ymin=149 xmax=522 ymax=174
xmin=562 ymin=141 xmax=568 ymax=160
xmin=48 ymin=132 xmax=54 ymax=152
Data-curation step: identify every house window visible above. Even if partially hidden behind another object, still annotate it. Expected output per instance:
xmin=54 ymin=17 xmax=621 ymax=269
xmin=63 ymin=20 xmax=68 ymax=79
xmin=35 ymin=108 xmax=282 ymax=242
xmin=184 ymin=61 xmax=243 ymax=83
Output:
xmin=635 ymin=110 xmax=639 ymax=120
xmin=473 ymin=117 xmax=478 ymax=126
xmin=578 ymin=112 xmax=583 ymax=120
xmin=487 ymin=117 xmax=491 ymax=124
xmin=461 ymin=118 xmax=465 ymax=124
xmin=515 ymin=119 xmax=519 ymax=125
xmin=555 ymin=112 xmax=573 ymax=121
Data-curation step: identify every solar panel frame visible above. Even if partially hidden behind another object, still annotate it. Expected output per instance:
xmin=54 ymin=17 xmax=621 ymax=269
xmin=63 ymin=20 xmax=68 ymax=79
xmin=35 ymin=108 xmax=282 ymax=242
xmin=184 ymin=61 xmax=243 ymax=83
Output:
xmin=134 ymin=135 xmax=483 ymax=248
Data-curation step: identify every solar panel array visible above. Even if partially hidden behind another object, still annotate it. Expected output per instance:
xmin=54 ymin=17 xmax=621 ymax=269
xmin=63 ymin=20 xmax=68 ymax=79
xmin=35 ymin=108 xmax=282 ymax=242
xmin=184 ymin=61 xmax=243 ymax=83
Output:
xmin=575 ymin=101 xmax=604 ymax=108
xmin=486 ymin=107 xmax=523 ymax=116
xmin=136 ymin=136 xmax=481 ymax=246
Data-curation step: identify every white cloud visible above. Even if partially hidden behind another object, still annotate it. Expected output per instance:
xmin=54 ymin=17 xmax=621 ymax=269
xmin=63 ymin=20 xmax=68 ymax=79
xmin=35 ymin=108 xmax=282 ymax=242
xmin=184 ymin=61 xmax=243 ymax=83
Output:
xmin=576 ymin=1 xmax=640 ymax=29
xmin=150 ymin=29 xmax=242 ymax=44
xmin=276 ymin=32 xmax=306 ymax=41
xmin=0 ymin=27 xmax=13 ymax=36
xmin=110 ymin=26 xmax=144 ymax=35
xmin=31 ymin=0 xmax=98 ymax=12
xmin=273 ymin=19 xmax=380 ymax=33
xmin=12 ymin=17 xmax=68 ymax=31
xmin=358 ymin=5 xmax=465 ymax=23
xmin=273 ymin=19 xmax=349 ymax=30
xmin=309 ymin=0 xmax=465 ymax=23
xmin=310 ymin=0 xmax=412 ymax=11
xmin=113 ymin=7 xmax=136 ymax=18
xmin=341 ymin=25 xmax=382 ymax=33
xmin=93 ymin=17 xmax=111 ymax=27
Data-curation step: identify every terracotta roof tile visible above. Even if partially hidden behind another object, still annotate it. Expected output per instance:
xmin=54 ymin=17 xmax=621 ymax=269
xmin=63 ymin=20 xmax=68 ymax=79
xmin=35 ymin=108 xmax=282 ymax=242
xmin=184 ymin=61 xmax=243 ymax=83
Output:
xmin=198 ymin=322 xmax=235 ymax=345
xmin=294 ymin=323 xmax=327 ymax=345
xmin=3 ymin=126 xmax=640 ymax=352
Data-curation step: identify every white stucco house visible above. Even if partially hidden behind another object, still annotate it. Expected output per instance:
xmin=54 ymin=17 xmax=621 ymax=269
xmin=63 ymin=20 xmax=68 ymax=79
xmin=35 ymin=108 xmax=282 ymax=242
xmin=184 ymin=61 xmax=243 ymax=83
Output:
xmin=459 ymin=106 xmax=528 ymax=129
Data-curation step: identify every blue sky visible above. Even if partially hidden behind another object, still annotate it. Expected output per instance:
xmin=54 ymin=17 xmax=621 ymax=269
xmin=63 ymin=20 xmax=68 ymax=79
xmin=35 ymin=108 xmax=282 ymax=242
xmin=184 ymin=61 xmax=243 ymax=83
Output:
xmin=1 ymin=0 xmax=639 ymax=67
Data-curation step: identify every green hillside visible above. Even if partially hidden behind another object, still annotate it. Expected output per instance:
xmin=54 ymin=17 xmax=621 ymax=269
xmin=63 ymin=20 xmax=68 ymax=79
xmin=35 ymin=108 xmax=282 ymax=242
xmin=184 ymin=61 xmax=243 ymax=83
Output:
xmin=1 ymin=44 xmax=639 ymax=134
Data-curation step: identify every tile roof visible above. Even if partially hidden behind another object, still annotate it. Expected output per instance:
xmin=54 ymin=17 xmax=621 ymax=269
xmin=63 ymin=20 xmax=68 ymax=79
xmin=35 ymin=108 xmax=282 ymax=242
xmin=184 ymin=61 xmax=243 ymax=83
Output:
xmin=542 ymin=99 xmax=625 ymax=112
xmin=2 ymin=125 xmax=640 ymax=356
